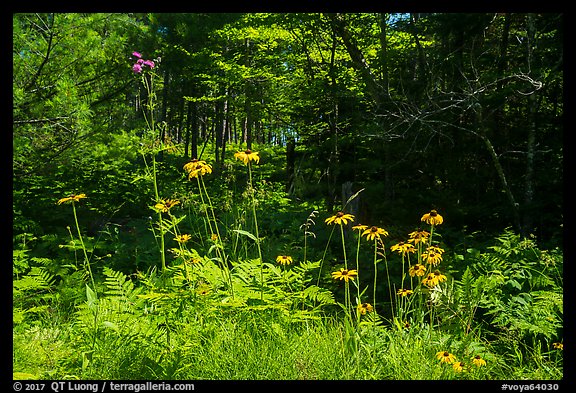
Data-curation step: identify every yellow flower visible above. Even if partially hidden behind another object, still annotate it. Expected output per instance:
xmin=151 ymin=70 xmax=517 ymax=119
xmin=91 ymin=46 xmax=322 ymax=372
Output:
xmin=190 ymin=165 xmax=213 ymax=179
xmin=154 ymin=198 xmax=180 ymax=213
xmin=210 ymin=233 xmax=219 ymax=242
xmin=397 ymin=288 xmax=414 ymax=297
xmin=174 ymin=234 xmax=192 ymax=243
xmin=325 ymin=211 xmax=355 ymax=226
xmin=196 ymin=284 xmax=211 ymax=295
xmin=331 ymin=268 xmax=358 ymax=283
xmin=57 ymin=193 xmax=87 ymax=205
xmin=234 ymin=149 xmax=260 ymax=165
xmin=357 ymin=302 xmax=373 ymax=315
xmin=421 ymin=209 xmax=444 ymax=226
xmin=452 ymin=361 xmax=465 ymax=372
xmin=408 ymin=228 xmax=430 ymax=245
xmin=390 ymin=241 xmax=416 ymax=255
xmin=361 ymin=226 xmax=389 ymax=241
xmin=352 ymin=224 xmax=369 ymax=232
xmin=553 ymin=342 xmax=563 ymax=350
xmin=436 ymin=351 xmax=456 ymax=364
xmin=409 ymin=263 xmax=427 ymax=277
xmin=471 ymin=355 xmax=487 ymax=367
xmin=421 ymin=246 xmax=444 ymax=266
xmin=422 ymin=273 xmax=438 ymax=288
xmin=276 ymin=255 xmax=293 ymax=265
xmin=423 ymin=270 xmax=447 ymax=287
xmin=184 ymin=159 xmax=213 ymax=178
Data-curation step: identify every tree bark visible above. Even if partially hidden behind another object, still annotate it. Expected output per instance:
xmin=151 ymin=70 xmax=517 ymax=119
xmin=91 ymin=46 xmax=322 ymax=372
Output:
xmin=326 ymin=13 xmax=383 ymax=108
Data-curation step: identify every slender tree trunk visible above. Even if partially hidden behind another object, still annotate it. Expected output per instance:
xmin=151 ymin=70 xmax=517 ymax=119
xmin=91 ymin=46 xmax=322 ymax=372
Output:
xmin=184 ymin=100 xmax=192 ymax=159
xmin=190 ymin=101 xmax=198 ymax=159
xmin=378 ymin=13 xmax=390 ymax=98
xmin=221 ymin=95 xmax=229 ymax=163
xmin=523 ymin=13 xmax=538 ymax=236
xmin=476 ymin=106 xmax=521 ymax=232
xmin=326 ymin=13 xmax=382 ymax=108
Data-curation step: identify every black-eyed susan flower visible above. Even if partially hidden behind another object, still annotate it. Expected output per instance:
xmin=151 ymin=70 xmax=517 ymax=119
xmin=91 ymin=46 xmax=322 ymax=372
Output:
xmin=408 ymin=228 xmax=430 ymax=245
xmin=452 ymin=361 xmax=465 ymax=372
xmin=184 ymin=159 xmax=213 ymax=179
xmin=276 ymin=255 xmax=293 ymax=265
xmin=423 ymin=270 xmax=447 ymax=287
xmin=210 ymin=233 xmax=219 ymax=242
xmin=397 ymin=288 xmax=414 ymax=297
xmin=390 ymin=241 xmax=416 ymax=255
xmin=189 ymin=164 xmax=213 ymax=179
xmin=409 ymin=263 xmax=427 ymax=277
xmin=421 ymin=246 xmax=444 ymax=266
xmin=433 ymin=270 xmax=447 ymax=283
xmin=361 ymin=225 xmax=389 ymax=241
xmin=57 ymin=193 xmax=87 ymax=205
xmin=196 ymin=284 xmax=211 ymax=295
xmin=553 ymin=342 xmax=563 ymax=350
xmin=234 ymin=149 xmax=260 ymax=165
xmin=436 ymin=351 xmax=457 ymax=364
xmin=421 ymin=209 xmax=444 ymax=226
xmin=174 ymin=234 xmax=192 ymax=243
xmin=188 ymin=257 xmax=203 ymax=265
xmin=331 ymin=268 xmax=358 ymax=282
xmin=325 ymin=211 xmax=355 ymax=226
xmin=471 ymin=355 xmax=487 ymax=367
xmin=352 ymin=224 xmax=369 ymax=232
xmin=183 ymin=158 xmax=204 ymax=173
xmin=154 ymin=198 xmax=180 ymax=213
xmin=357 ymin=302 xmax=373 ymax=315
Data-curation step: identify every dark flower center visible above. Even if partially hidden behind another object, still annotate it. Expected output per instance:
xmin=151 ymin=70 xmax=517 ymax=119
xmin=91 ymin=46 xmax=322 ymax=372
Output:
xmin=245 ymin=149 xmax=252 ymax=154
xmin=370 ymin=226 xmax=378 ymax=232
xmin=430 ymin=210 xmax=438 ymax=216
xmin=336 ymin=211 xmax=344 ymax=217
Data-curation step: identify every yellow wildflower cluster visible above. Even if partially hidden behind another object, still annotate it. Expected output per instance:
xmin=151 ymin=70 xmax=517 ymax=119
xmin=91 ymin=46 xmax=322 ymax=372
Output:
xmin=183 ymin=159 xmax=213 ymax=179
xmin=436 ymin=351 xmax=487 ymax=373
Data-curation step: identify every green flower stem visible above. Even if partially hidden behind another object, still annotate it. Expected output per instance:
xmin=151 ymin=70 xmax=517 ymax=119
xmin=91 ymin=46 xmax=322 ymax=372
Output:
xmin=152 ymin=156 xmax=166 ymax=273
xmin=247 ymin=162 xmax=264 ymax=300
xmin=317 ymin=225 xmax=336 ymax=286
xmin=72 ymin=202 xmax=96 ymax=297
xmin=373 ymin=239 xmax=377 ymax=314
xmin=339 ymin=224 xmax=348 ymax=271
xmin=140 ymin=70 xmax=166 ymax=273
xmin=199 ymin=175 xmax=234 ymax=299
xmin=381 ymin=246 xmax=394 ymax=321
xmin=354 ymin=233 xmax=362 ymax=307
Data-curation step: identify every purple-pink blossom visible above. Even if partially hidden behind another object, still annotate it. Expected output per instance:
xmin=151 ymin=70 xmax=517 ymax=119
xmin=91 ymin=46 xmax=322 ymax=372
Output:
xmin=131 ymin=51 xmax=156 ymax=74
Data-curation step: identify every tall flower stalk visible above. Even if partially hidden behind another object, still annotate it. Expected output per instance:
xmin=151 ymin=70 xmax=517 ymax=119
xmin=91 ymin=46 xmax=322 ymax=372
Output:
xmin=184 ymin=159 xmax=234 ymax=298
xmin=132 ymin=50 xmax=168 ymax=273
xmin=234 ymin=149 xmax=264 ymax=300
xmin=57 ymin=194 xmax=96 ymax=295
xmin=325 ymin=211 xmax=355 ymax=315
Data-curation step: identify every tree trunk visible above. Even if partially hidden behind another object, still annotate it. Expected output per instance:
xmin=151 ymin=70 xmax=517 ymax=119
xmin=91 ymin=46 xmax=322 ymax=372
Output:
xmin=476 ymin=106 xmax=521 ymax=232
xmin=326 ymin=13 xmax=382 ymax=108
xmin=523 ymin=13 xmax=538 ymax=236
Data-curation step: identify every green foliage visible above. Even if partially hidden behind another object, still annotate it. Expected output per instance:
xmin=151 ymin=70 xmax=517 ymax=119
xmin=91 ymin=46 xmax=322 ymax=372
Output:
xmin=13 ymin=12 xmax=562 ymax=381
xmin=436 ymin=229 xmax=563 ymax=355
